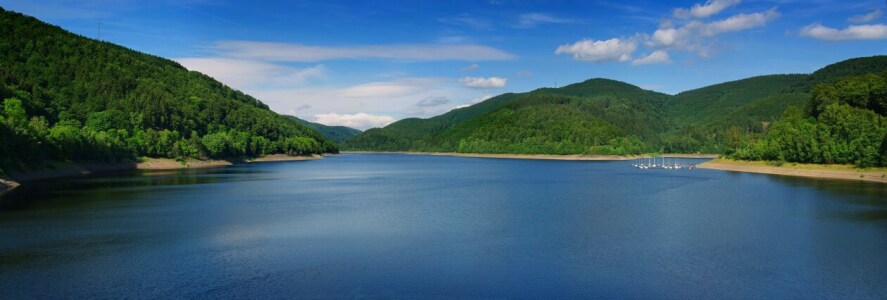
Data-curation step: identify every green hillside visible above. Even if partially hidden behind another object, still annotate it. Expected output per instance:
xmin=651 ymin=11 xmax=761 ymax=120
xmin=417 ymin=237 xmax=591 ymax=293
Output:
xmin=659 ymin=75 xmax=809 ymax=153
xmin=344 ymin=92 xmax=523 ymax=150
xmin=345 ymin=56 xmax=887 ymax=156
xmin=289 ymin=116 xmax=361 ymax=144
xmin=346 ymin=79 xmax=671 ymax=154
xmin=666 ymin=74 xmax=809 ymax=126
xmin=807 ymin=56 xmax=887 ymax=86
xmin=659 ymin=57 xmax=887 ymax=153
xmin=0 ymin=8 xmax=335 ymax=170
xmin=731 ymin=72 xmax=887 ymax=167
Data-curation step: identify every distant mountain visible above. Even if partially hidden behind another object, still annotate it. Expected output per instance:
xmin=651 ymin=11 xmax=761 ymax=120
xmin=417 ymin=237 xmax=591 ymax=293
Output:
xmin=344 ymin=92 xmax=523 ymax=151
xmin=0 ymin=8 xmax=335 ymax=170
xmin=346 ymin=79 xmax=671 ymax=154
xmin=345 ymin=55 xmax=887 ymax=155
xmin=289 ymin=116 xmax=361 ymax=144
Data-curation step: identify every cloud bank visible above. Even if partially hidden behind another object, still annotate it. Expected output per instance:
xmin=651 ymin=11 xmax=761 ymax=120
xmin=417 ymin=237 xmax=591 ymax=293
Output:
xmin=848 ymin=9 xmax=882 ymax=24
xmin=176 ymin=58 xmax=325 ymax=89
xmin=632 ymin=50 xmax=672 ymax=65
xmin=557 ymin=1 xmax=779 ymax=64
xmin=555 ymin=38 xmax=637 ymax=62
xmin=458 ymin=76 xmax=508 ymax=89
xmin=313 ymin=112 xmax=396 ymax=129
xmin=207 ymin=41 xmax=516 ymax=62
xmin=800 ymin=23 xmax=887 ymax=41
xmin=673 ymin=0 xmax=740 ymax=19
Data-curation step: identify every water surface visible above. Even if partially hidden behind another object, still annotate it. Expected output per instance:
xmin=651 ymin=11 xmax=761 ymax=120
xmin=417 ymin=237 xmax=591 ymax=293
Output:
xmin=1 ymin=154 xmax=885 ymax=298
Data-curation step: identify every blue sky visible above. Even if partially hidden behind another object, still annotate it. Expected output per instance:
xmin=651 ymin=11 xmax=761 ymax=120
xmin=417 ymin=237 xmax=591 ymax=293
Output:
xmin=2 ymin=0 xmax=885 ymax=129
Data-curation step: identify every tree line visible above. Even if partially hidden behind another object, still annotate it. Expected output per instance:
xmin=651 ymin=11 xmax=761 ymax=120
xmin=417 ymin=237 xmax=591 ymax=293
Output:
xmin=0 ymin=8 xmax=335 ymax=170
xmin=728 ymin=72 xmax=887 ymax=167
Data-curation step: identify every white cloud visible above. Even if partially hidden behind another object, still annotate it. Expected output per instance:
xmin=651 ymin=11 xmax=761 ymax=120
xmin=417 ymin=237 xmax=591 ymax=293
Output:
xmin=673 ymin=0 xmax=741 ymax=19
xmin=461 ymin=64 xmax=479 ymax=72
xmin=338 ymin=79 xmax=437 ymax=98
xmin=458 ymin=77 xmax=508 ymax=89
xmin=648 ymin=25 xmax=696 ymax=48
xmin=514 ymin=13 xmax=575 ymax=28
xmin=555 ymin=38 xmax=637 ymax=62
xmin=699 ymin=9 xmax=779 ymax=36
xmin=849 ymin=9 xmax=882 ymax=24
xmin=800 ymin=23 xmax=887 ymax=41
xmin=632 ymin=50 xmax=672 ymax=65
xmin=313 ymin=113 xmax=396 ymax=130
xmin=175 ymin=57 xmax=324 ymax=89
xmin=644 ymin=8 xmax=779 ymax=57
xmin=207 ymin=41 xmax=516 ymax=62
xmin=559 ymin=3 xmax=780 ymax=63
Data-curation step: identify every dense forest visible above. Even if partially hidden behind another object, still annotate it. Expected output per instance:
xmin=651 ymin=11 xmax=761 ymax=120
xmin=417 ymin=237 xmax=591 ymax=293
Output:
xmin=0 ymin=8 xmax=336 ymax=171
xmin=729 ymin=72 xmax=887 ymax=167
xmin=344 ymin=56 xmax=887 ymax=167
xmin=289 ymin=116 xmax=361 ymax=144
xmin=346 ymin=79 xmax=670 ymax=155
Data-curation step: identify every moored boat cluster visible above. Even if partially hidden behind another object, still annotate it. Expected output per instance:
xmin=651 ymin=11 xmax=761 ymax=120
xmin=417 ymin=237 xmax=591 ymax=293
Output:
xmin=632 ymin=157 xmax=695 ymax=169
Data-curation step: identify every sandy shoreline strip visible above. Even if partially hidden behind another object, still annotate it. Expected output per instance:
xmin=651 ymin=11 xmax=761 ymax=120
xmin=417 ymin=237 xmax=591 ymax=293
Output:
xmin=0 ymin=154 xmax=324 ymax=191
xmin=135 ymin=158 xmax=232 ymax=170
xmin=244 ymin=153 xmax=323 ymax=163
xmin=342 ymin=151 xmax=719 ymax=161
xmin=134 ymin=154 xmax=321 ymax=170
xmin=698 ymin=159 xmax=887 ymax=183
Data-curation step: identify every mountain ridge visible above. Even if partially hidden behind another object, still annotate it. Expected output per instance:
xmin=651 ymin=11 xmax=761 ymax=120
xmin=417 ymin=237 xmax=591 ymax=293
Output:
xmin=344 ymin=55 xmax=887 ymax=155
xmin=288 ymin=116 xmax=361 ymax=144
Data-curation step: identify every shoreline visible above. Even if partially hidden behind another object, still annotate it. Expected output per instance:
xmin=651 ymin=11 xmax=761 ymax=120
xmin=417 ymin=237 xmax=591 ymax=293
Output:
xmin=698 ymin=159 xmax=887 ymax=183
xmin=135 ymin=154 xmax=323 ymax=170
xmin=0 ymin=154 xmax=324 ymax=192
xmin=341 ymin=151 xmax=719 ymax=161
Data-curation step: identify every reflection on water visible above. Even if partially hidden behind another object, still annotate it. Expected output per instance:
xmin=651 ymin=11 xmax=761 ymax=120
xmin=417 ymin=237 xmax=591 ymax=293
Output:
xmin=0 ymin=155 xmax=885 ymax=298
xmin=764 ymin=174 xmax=887 ymax=221
xmin=0 ymin=167 xmax=270 ymax=211
xmin=767 ymin=175 xmax=887 ymax=200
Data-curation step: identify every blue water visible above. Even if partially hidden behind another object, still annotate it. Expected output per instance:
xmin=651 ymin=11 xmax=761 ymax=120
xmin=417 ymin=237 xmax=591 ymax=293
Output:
xmin=1 ymin=154 xmax=885 ymax=298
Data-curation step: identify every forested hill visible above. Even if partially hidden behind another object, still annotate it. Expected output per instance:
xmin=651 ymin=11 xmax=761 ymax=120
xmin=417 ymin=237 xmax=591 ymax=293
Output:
xmin=659 ymin=56 xmax=887 ymax=153
xmin=0 ymin=8 xmax=336 ymax=170
xmin=343 ymin=92 xmax=523 ymax=151
xmin=729 ymin=71 xmax=887 ymax=167
xmin=345 ymin=79 xmax=671 ymax=154
xmin=344 ymin=56 xmax=887 ymax=156
xmin=666 ymin=74 xmax=809 ymax=127
xmin=289 ymin=116 xmax=361 ymax=144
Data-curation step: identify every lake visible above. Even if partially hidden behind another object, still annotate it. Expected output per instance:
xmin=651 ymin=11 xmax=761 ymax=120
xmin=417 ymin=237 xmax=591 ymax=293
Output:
xmin=1 ymin=154 xmax=886 ymax=298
